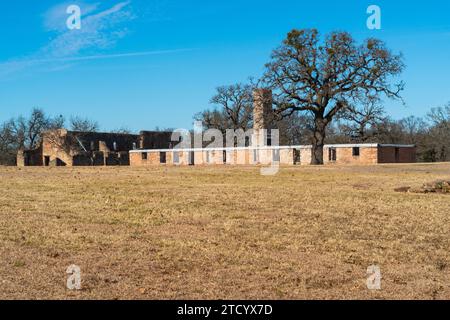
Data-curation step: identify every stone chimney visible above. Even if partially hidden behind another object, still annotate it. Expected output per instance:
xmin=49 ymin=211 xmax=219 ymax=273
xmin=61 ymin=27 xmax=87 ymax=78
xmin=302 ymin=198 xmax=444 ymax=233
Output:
xmin=252 ymin=89 xmax=273 ymax=147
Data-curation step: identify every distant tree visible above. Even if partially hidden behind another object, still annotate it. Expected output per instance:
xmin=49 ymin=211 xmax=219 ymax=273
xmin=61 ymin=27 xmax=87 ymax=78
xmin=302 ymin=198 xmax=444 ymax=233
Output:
xmin=195 ymin=82 xmax=316 ymax=146
xmin=276 ymin=113 xmax=314 ymax=145
xmin=424 ymin=103 xmax=450 ymax=162
xmin=194 ymin=109 xmax=230 ymax=133
xmin=195 ymin=83 xmax=254 ymax=132
xmin=12 ymin=108 xmax=64 ymax=150
xmin=0 ymin=108 xmax=64 ymax=165
xmin=0 ymin=120 xmax=18 ymax=165
xmin=428 ymin=103 xmax=450 ymax=124
xmin=339 ymin=102 xmax=386 ymax=142
xmin=399 ymin=116 xmax=429 ymax=144
xmin=373 ymin=118 xmax=408 ymax=144
xmin=263 ymin=29 xmax=404 ymax=164
xmin=111 ymin=127 xmax=133 ymax=134
xmin=70 ymin=116 xmax=99 ymax=132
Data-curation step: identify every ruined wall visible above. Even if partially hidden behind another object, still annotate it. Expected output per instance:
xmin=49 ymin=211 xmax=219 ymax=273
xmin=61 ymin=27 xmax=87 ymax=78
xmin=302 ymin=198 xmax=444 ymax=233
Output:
xmin=194 ymin=151 xmax=204 ymax=165
xmin=106 ymin=152 xmax=130 ymax=166
xmin=16 ymin=147 xmax=43 ymax=167
xmin=299 ymin=148 xmax=312 ymax=165
xmin=378 ymin=146 xmax=416 ymax=164
xmin=75 ymin=132 xmax=140 ymax=152
xmin=297 ymin=146 xmax=378 ymax=165
xmin=40 ymin=130 xmax=139 ymax=167
xmin=16 ymin=150 xmax=25 ymax=167
xmin=130 ymin=150 xmax=174 ymax=166
xmin=280 ymin=149 xmax=295 ymax=165
xmin=129 ymin=145 xmax=417 ymax=167
xmin=202 ymin=150 xmax=224 ymax=165
xmin=323 ymin=146 xmax=378 ymax=165
xmin=131 ymin=148 xmax=296 ymax=166
xmin=42 ymin=131 xmax=74 ymax=166
xmin=139 ymin=131 xmax=173 ymax=149
xmin=234 ymin=150 xmax=251 ymax=165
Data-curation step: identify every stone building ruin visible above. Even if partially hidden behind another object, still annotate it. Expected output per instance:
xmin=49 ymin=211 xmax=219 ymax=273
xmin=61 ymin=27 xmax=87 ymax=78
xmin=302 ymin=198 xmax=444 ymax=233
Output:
xmin=17 ymin=89 xmax=416 ymax=167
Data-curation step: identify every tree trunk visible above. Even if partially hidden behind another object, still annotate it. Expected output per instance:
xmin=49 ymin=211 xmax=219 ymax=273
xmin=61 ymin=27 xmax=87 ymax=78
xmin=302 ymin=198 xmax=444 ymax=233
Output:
xmin=311 ymin=117 xmax=326 ymax=165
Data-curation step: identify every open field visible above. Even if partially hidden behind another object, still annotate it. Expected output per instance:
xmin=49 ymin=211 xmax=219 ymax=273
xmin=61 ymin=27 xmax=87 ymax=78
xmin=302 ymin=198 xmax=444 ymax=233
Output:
xmin=0 ymin=164 xmax=449 ymax=300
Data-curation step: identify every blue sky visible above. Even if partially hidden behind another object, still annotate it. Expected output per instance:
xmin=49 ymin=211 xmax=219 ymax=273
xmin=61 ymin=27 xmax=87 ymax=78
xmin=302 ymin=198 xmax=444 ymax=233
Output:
xmin=1 ymin=0 xmax=450 ymax=132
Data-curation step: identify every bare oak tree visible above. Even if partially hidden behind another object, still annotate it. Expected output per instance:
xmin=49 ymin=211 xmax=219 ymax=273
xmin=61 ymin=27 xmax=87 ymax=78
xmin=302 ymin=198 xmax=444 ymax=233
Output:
xmin=195 ymin=83 xmax=253 ymax=132
xmin=263 ymin=29 xmax=404 ymax=164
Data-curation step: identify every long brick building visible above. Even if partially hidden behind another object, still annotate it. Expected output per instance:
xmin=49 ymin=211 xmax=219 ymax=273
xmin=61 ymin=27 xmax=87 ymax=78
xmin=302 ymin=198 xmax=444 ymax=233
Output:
xmin=17 ymin=89 xmax=416 ymax=167
xmin=129 ymin=89 xmax=416 ymax=166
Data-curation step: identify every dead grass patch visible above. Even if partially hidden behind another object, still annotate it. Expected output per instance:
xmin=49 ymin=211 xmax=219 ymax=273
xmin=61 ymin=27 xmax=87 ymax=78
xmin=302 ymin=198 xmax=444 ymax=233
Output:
xmin=0 ymin=164 xmax=449 ymax=299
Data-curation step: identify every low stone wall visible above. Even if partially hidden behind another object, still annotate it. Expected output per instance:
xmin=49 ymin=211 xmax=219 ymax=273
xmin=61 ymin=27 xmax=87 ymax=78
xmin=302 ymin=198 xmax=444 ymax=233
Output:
xmin=130 ymin=147 xmax=300 ymax=166
xmin=129 ymin=144 xmax=416 ymax=167
xmin=328 ymin=146 xmax=378 ymax=165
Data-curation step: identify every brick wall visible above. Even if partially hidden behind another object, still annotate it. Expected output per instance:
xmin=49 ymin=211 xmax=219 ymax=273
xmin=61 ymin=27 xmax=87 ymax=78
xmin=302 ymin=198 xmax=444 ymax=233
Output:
xmin=325 ymin=146 xmax=378 ymax=165
xmin=129 ymin=145 xmax=416 ymax=167
xmin=299 ymin=148 xmax=312 ymax=165
xmin=42 ymin=131 xmax=74 ymax=166
xmin=16 ymin=148 xmax=43 ymax=167
xmin=139 ymin=131 xmax=173 ymax=149
xmin=378 ymin=146 xmax=416 ymax=163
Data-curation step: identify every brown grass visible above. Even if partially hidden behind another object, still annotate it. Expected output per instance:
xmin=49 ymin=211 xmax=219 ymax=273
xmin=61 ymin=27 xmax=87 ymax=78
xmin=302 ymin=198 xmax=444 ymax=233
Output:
xmin=0 ymin=163 xmax=449 ymax=300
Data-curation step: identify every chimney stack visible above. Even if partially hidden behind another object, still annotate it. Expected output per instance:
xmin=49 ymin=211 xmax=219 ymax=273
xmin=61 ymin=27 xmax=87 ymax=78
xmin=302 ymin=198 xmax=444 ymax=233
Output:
xmin=252 ymin=89 xmax=273 ymax=147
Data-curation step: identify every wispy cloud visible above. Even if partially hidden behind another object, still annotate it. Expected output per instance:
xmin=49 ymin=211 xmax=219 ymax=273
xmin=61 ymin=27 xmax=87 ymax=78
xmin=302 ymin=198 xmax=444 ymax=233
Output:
xmin=42 ymin=1 xmax=134 ymax=58
xmin=0 ymin=1 xmax=176 ymax=79
xmin=0 ymin=48 xmax=194 ymax=66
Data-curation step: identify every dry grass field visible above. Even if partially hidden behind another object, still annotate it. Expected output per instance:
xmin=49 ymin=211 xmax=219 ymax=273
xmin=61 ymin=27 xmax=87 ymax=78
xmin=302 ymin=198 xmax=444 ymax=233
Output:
xmin=0 ymin=163 xmax=449 ymax=300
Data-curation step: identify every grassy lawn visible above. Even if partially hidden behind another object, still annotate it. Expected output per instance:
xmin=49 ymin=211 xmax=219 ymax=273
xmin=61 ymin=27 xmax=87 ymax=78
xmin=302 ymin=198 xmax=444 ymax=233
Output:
xmin=0 ymin=163 xmax=449 ymax=299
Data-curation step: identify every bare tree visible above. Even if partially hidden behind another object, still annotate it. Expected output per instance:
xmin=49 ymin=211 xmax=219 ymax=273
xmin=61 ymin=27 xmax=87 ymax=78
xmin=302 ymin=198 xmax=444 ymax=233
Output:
xmin=194 ymin=109 xmax=230 ymax=133
xmin=195 ymin=83 xmax=254 ymax=132
xmin=111 ymin=127 xmax=133 ymax=134
xmin=399 ymin=116 xmax=428 ymax=143
xmin=339 ymin=102 xmax=386 ymax=142
xmin=276 ymin=113 xmax=314 ymax=145
xmin=70 ymin=116 xmax=99 ymax=132
xmin=0 ymin=120 xmax=18 ymax=165
xmin=0 ymin=109 xmax=64 ymax=164
xmin=263 ymin=29 xmax=404 ymax=164
xmin=428 ymin=103 xmax=450 ymax=125
xmin=195 ymin=82 xmax=316 ymax=145
xmin=425 ymin=103 xmax=450 ymax=161
xmin=11 ymin=108 xmax=64 ymax=150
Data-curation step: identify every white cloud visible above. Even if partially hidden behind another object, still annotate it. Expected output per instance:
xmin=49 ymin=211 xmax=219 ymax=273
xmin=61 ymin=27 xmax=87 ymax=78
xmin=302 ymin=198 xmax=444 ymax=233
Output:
xmin=0 ymin=1 xmax=136 ymax=78
xmin=41 ymin=1 xmax=134 ymax=58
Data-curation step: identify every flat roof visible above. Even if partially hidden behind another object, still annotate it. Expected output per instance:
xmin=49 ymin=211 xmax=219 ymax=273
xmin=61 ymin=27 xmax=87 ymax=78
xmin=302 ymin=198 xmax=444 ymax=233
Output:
xmin=130 ymin=143 xmax=415 ymax=153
